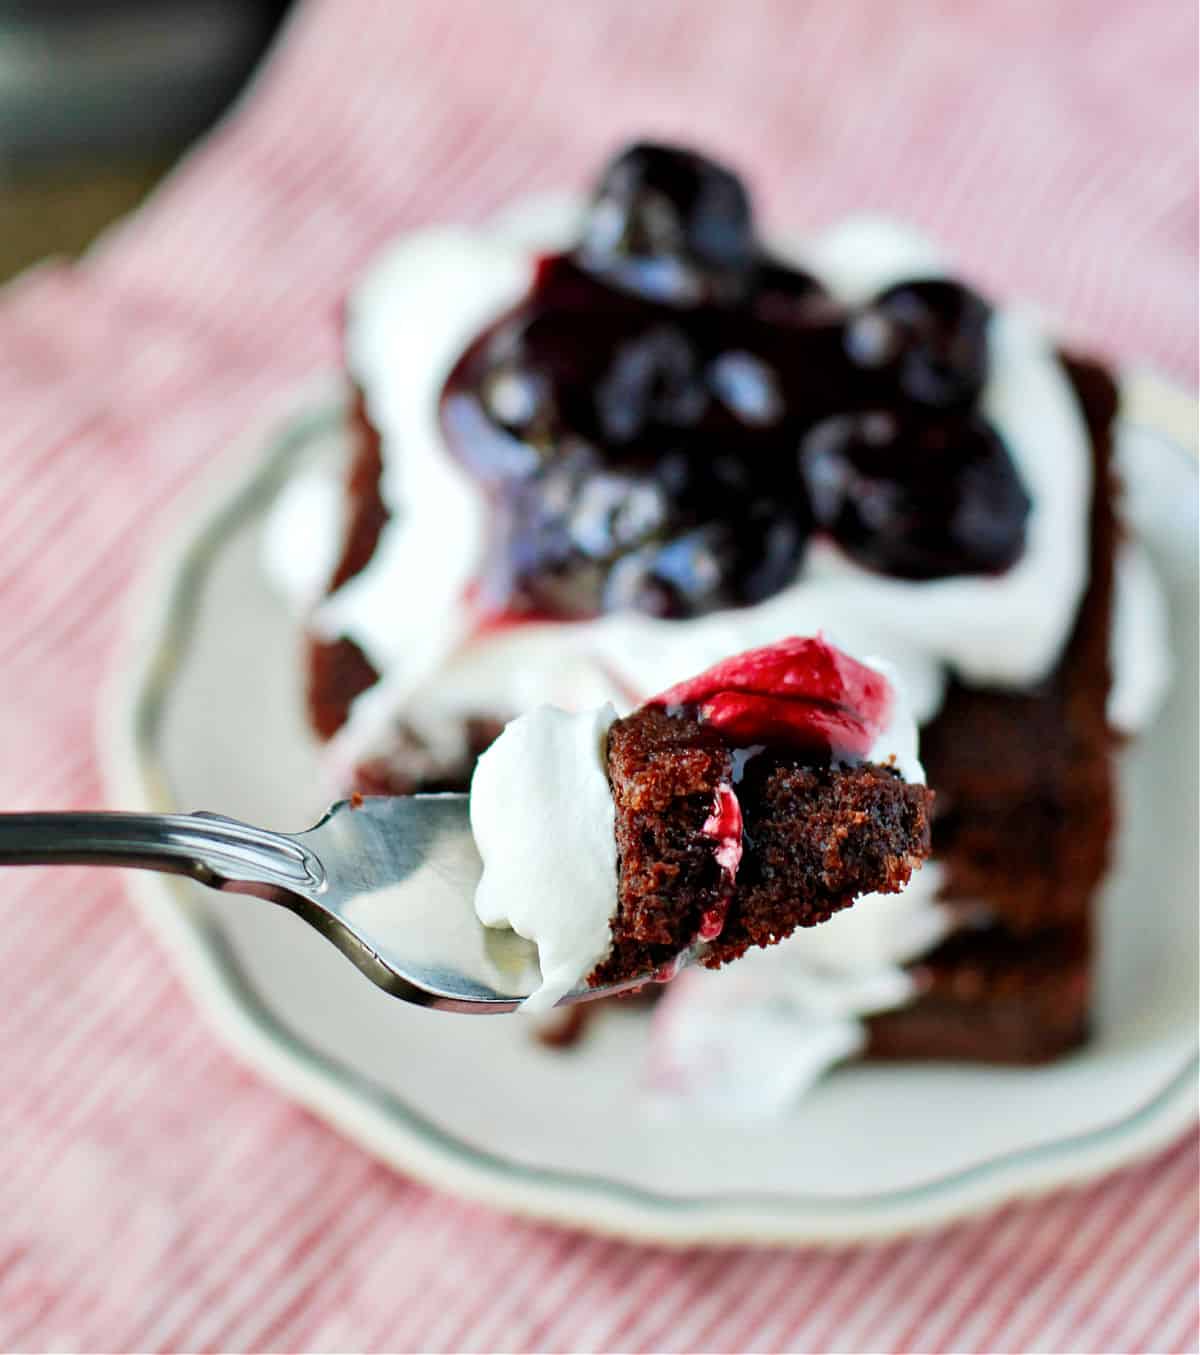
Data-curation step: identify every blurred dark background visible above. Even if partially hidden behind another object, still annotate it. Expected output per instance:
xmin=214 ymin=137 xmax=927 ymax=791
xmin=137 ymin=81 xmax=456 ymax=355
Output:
xmin=0 ymin=0 xmax=293 ymax=282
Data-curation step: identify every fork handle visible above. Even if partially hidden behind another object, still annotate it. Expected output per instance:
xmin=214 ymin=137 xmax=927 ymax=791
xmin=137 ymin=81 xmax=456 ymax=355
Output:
xmin=0 ymin=812 xmax=324 ymax=900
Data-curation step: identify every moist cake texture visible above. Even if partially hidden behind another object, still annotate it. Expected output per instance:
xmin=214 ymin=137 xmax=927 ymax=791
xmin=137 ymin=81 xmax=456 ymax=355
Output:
xmin=597 ymin=704 xmax=932 ymax=989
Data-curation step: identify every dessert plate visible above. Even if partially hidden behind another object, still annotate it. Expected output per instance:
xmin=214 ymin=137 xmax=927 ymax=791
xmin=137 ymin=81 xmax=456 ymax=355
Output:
xmin=103 ymin=376 xmax=1198 ymax=1246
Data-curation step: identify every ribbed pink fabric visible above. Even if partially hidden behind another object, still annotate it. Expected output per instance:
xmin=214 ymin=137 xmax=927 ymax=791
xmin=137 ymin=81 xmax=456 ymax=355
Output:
xmin=0 ymin=2 xmax=1195 ymax=1349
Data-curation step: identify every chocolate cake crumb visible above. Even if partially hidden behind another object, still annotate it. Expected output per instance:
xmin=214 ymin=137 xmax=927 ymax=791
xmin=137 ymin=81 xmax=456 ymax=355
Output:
xmin=592 ymin=707 xmax=731 ymax=988
xmin=712 ymin=758 xmax=932 ymax=965
xmin=591 ymin=706 xmax=933 ymax=988
xmin=307 ymin=633 xmax=378 ymax=741
xmin=331 ymin=388 xmax=391 ymax=592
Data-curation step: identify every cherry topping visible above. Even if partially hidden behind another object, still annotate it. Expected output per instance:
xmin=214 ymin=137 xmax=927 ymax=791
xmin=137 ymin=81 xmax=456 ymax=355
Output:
xmin=707 ymin=350 xmax=783 ymax=426
xmin=600 ymin=511 xmax=809 ymax=619
xmin=602 ymin=524 xmax=739 ymax=618
xmin=481 ymin=455 xmax=670 ymax=618
xmin=577 ymin=143 xmax=755 ymax=305
xmin=701 ymin=782 xmax=744 ymax=890
xmin=798 ymin=409 xmax=1031 ymax=579
xmin=845 ymin=279 xmax=991 ymax=409
xmin=438 ymin=143 xmax=1031 ymax=620
xmin=652 ymin=635 xmax=894 ymax=762
xmin=593 ymin=324 xmax=708 ymax=444
xmin=752 ymin=257 xmax=832 ymax=327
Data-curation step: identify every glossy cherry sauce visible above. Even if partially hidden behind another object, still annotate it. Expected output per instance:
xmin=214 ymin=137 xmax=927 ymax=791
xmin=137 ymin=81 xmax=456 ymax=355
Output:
xmin=439 ymin=143 xmax=1031 ymax=623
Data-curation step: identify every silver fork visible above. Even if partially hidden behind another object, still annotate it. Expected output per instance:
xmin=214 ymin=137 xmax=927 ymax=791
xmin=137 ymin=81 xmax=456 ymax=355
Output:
xmin=0 ymin=795 xmax=644 ymax=1012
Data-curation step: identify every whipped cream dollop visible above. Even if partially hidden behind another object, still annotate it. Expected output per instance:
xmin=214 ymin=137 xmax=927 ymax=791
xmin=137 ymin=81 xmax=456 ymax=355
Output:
xmin=468 ymin=641 xmax=927 ymax=1020
xmin=471 ymin=704 xmax=618 ymax=1013
xmin=260 ymin=470 xmax=343 ymax=614
xmin=315 ymin=228 xmax=523 ymax=707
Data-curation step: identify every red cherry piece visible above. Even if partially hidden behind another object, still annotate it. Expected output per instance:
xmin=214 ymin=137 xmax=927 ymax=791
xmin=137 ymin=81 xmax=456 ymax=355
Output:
xmin=651 ymin=635 xmax=892 ymax=761
xmin=697 ymin=901 xmax=730 ymax=941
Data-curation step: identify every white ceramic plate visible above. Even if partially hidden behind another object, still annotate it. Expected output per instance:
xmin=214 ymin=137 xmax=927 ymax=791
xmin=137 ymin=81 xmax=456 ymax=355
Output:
xmin=103 ymin=379 xmax=1198 ymax=1246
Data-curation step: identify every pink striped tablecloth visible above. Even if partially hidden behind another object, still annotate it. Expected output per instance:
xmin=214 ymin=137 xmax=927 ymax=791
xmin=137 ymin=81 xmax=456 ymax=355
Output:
xmin=0 ymin=2 xmax=1196 ymax=1350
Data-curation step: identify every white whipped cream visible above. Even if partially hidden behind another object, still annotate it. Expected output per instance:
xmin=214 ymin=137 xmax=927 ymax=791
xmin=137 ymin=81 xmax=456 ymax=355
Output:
xmin=863 ymin=656 xmax=925 ymax=783
xmin=260 ymin=469 xmax=343 ymax=615
xmin=470 ymin=704 xmax=618 ymax=1012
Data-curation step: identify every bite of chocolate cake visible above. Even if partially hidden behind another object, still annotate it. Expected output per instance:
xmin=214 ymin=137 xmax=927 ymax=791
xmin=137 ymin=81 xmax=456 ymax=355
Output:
xmin=469 ymin=637 xmax=933 ymax=1009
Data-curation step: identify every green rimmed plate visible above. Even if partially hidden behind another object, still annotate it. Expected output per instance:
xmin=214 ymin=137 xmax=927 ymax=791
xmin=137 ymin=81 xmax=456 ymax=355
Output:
xmin=101 ymin=376 xmax=1198 ymax=1246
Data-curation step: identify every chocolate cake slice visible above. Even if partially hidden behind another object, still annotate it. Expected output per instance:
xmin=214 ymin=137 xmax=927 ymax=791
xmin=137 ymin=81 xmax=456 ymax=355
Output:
xmin=266 ymin=139 xmax=1170 ymax=1082
xmin=306 ymin=330 xmax=1124 ymax=1064
xmin=866 ymin=922 xmax=1091 ymax=1065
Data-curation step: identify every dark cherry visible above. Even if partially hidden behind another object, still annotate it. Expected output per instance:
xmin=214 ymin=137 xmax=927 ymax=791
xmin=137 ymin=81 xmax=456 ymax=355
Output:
xmin=474 ymin=450 xmax=674 ymax=619
xmin=602 ymin=504 xmax=809 ymax=618
xmin=845 ymin=279 xmax=991 ymax=409
xmin=593 ymin=324 xmax=709 ymax=444
xmin=473 ymin=487 xmax=584 ymax=620
xmin=567 ymin=468 xmax=671 ymax=559
xmin=438 ymin=146 xmax=1032 ymax=620
xmin=738 ymin=502 xmax=812 ymax=602
xmin=602 ymin=524 xmax=740 ymax=617
xmin=798 ymin=410 xmax=1031 ymax=579
xmin=577 ymin=143 xmax=755 ymax=305
xmin=751 ymin=257 xmax=833 ymax=328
